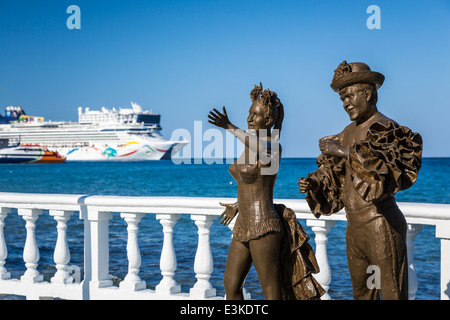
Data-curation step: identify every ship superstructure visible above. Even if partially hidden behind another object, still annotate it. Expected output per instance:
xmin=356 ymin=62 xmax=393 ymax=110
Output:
xmin=0 ymin=102 xmax=188 ymax=161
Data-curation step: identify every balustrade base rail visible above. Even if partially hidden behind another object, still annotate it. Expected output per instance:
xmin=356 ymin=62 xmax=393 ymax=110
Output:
xmin=0 ymin=193 xmax=449 ymax=300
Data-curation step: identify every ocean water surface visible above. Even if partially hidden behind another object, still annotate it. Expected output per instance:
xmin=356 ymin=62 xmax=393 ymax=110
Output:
xmin=0 ymin=158 xmax=448 ymax=300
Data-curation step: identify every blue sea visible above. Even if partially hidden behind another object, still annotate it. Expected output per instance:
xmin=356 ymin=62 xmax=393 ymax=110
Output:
xmin=0 ymin=158 xmax=449 ymax=300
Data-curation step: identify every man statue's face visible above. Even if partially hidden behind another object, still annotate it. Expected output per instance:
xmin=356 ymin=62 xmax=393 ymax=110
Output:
xmin=339 ymin=84 xmax=375 ymax=123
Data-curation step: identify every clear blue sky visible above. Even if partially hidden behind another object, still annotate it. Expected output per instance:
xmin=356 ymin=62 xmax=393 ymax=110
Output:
xmin=0 ymin=0 xmax=449 ymax=157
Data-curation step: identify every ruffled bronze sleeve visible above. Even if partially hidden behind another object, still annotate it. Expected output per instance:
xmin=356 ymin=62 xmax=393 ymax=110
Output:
xmin=348 ymin=121 xmax=423 ymax=202
xmin=305 ymin=153 xmax=346 ymax=218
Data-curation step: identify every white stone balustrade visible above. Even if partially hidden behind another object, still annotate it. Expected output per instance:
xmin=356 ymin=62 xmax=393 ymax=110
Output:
xmin=82 ymin=209 xmax=114 ymax=291
xmin=306 ymin=219 xmax=336 ymax=300
xmin=0 ymin=208 xmax=11 ymax=280
xmin=50 ymin=210 xmax=74 ymax=284
xmin=0 ymin=192 xmax=448 ymax=300
xmin=436 ymin=221 xmax=450 ymax=300
xmin=155 ymin=214 xmax=180 ymax=295
xmin=190 ymin=215 xmax=216 ymax=298
xmin=120 ymin=213 xmax=146 ymax=291
xmin=19 ymin=208 xmax=43 ymax=283
xmin=407 ymin=224 xmax=422 ymax=300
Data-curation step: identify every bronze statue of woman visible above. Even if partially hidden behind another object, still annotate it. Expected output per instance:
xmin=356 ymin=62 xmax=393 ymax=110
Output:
xmin=208 ymin=83 xmax=323 ymax=300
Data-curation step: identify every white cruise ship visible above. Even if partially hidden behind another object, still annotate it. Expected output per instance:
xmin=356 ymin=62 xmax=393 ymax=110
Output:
xmin=0 ymin=102 xmax=188 ymax=161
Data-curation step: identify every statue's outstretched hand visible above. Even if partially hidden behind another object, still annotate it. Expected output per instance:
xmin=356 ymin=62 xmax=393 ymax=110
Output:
xmin=208 ymin=106 xmax=231 ymax=129
xmin=218 ymin=202 xmax=238 ymax=226
xmin=298 ymin=177 xmax=317 ymax=194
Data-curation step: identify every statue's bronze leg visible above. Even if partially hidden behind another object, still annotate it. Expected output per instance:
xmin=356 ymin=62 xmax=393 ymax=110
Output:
xmin=223 ymin=238 xmax=253 ymax=300
xmin=346 ymin=226 xmax=379 ymax=300
xmin=249 ymin=232 xmax=282 ymax=300
xmin=346 ymin=215 xmax=408 ymax=300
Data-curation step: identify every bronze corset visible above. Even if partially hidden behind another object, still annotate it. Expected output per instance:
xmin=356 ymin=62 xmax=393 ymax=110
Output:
xmin=229 ymin=161 xmax=281 ymax=242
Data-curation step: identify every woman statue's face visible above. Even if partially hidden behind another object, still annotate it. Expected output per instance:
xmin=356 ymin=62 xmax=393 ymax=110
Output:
xmin=247 ymin=101 xmax=271 ymax=133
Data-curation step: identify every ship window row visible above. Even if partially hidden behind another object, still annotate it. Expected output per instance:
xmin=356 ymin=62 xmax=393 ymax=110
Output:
xmin=3 ymin=131 xmax=131 ymax=137
xmin=20 ymin=140 xmax=117 ymax=143
xmin=3 ymin=134 xmax=120 ymax=140
xmin=18 ymin=142 xmax=123 ymax=148
xmin=79 ymin=115 xmax=138 ymax=124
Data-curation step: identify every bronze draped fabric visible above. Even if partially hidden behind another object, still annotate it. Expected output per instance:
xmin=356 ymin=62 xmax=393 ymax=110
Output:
xmin=275 ymin=204 xmax=325 ymax=300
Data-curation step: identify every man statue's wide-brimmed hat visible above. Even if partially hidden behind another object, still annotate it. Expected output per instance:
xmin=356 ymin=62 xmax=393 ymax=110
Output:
xmin=330 ymin=61 xmax=385 ymax=92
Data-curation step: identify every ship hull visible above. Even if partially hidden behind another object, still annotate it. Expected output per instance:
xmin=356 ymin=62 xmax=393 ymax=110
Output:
xmin=59 ymin=141 xmax=187 ymax=161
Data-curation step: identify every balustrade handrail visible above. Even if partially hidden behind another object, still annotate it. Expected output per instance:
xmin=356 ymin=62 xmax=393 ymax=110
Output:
xmin=0 ymin=192 xmax=449 ymax=222
xmin=0 ymin=192 xmax=449 ymax=300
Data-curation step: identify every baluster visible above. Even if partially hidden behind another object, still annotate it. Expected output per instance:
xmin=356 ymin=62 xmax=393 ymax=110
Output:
xmin=306 ymin=219 xmax=336 ymax=300
xmin=18 ymin=208 xmax=43 ymax=283
xmin=155 ymin=214 xmax=181 ymax=295
xmin=50 ymin=210 xmax=74 ymax=284
xmin=406 ymin=223 xmax=422 ymax=300
xmin=436 ymin=221 xmax=450 ymax=300
xmin=190 ymin=214 xmax=216 ymax=298
xmin=81 ymin=209 xmax=113 ymax=289
xmin=119 ymin=213 xmax=146 ymax=291
xmin=0 ymin=208 xmax=11 ymax=280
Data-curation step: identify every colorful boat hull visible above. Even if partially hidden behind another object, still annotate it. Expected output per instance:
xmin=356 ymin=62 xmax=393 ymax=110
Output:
xmin=0 ymin=145 xmax=66 ymax=164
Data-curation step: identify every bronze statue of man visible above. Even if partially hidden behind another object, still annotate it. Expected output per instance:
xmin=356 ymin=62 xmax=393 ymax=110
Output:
xmin=298 ymin=61 xmax=423 ymax=300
